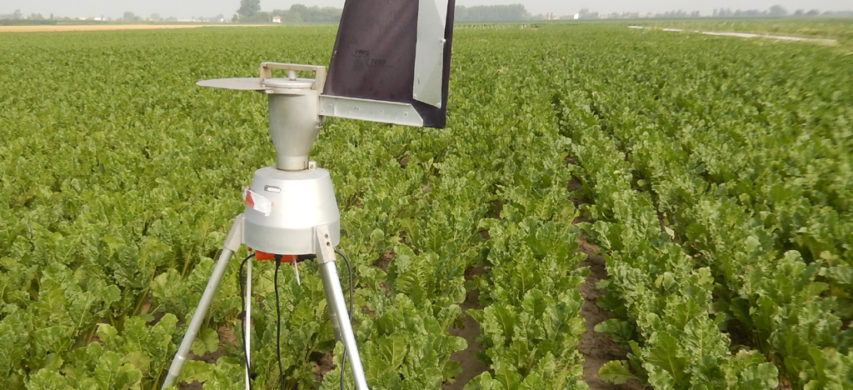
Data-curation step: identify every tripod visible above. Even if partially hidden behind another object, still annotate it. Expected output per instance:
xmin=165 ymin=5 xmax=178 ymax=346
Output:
xmin=161 ymin=64 xmax=368 ymax=389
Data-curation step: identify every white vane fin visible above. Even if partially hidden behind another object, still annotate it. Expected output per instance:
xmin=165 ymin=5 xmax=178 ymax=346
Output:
xmin=413 ymin=0 xmax=449 ymax=108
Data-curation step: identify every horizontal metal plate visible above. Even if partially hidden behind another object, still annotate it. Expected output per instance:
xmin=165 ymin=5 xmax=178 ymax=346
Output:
xmin=196 ymin=77 xmax=266 ymax=91
xmin=318 ymin=95 xmax=424 ymax=127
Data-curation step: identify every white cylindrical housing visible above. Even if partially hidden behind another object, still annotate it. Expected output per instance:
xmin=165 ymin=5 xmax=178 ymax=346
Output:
xmin=265 ymin=78 xmax=321 ymax=171
xmin=243 ymin=166 xmax=340 ymax=255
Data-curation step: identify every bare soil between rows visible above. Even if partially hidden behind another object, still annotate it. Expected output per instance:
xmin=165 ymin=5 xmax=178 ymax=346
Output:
xmin=443 ymin=266 xmax=490 ymax=389
xmin=575 ymin=233 xmax=647 ymax=390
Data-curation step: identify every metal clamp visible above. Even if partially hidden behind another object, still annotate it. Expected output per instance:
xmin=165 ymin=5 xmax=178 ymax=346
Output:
xmin=260 ymin=62 xmax=327 ymax=92
xmin=315 ymin=225 xmax=337 ymax=264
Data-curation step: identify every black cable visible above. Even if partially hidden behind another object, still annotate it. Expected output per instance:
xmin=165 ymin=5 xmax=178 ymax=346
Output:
xmin=335 ymin=250 xmax=353 ymax=390
xmin=238 ymin=253 xmax=255 ymax=390
xmin=274 ymin=256 xmax=285 ymax=390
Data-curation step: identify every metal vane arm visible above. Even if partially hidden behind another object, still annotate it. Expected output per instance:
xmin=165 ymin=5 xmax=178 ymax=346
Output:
xmin=197 ymin=62 xmax=429 ymax=128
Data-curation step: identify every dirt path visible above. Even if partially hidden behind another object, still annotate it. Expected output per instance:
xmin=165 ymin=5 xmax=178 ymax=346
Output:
xmin=627 ymin=25 xmax=838 ymax=45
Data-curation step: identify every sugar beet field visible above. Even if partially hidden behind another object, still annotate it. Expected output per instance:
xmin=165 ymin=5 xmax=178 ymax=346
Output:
xmin=1 ymin=22 xmax=851 ymax=389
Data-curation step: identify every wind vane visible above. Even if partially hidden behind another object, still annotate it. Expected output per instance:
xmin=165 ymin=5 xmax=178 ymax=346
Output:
xmin=162 ymin=1 xmax=456 ymax=389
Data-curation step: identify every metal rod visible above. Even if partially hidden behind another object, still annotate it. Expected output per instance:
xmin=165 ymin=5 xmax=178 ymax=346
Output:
xmin=162 ymin=215 xmax=244 ymax=389
xmin=293 ymin=260 xmax=301 ymax=285
xmin=318 ymin=261 xmax=369 ymax=390
xmin=162 ymin=247 xmax=235 ymax=388
xmin=244 ymin=259 xmax=252 ymax=390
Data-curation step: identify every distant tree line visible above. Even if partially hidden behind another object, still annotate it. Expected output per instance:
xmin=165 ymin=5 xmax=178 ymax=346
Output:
xmin=236 ymin=0 xmax=340 ymax=23
xmin=0 ymin=8 xmax=227 ymax=23
xmin=234 ymin=1 xmax=531 ymax=23
xmin=455 ymin=5 xmax=530 ymax=22
xmin=573 ymin=5 xmax=852 ymax=20
xmin=714 ymin=5 xmax=789 ymax=17
xmin=711 ymin=6 xmax=813 ymax=18
xmin=2 ymin=2 xmax=850 ymax=25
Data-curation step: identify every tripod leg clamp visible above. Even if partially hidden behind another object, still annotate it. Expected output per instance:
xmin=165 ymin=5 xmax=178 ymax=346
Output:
xmin=224 ymin=213 xmax=245 ymax=253
xmin=315 ymin=225 xmax=337 ymax=264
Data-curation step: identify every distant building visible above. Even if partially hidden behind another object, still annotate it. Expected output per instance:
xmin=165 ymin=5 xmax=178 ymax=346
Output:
xmin=272 ymin=15 xmax=281 ymax=23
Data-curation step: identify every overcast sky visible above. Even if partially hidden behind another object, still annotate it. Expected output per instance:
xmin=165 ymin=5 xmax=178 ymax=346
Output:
xmin=3 ymin=0 xmax=851 ymax=19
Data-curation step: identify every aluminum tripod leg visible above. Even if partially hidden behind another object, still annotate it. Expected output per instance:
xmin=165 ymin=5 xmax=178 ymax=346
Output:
xmin=162 ymin=214 xmax=245 ymax=389
xmin=243 ymin=258 xmax=252 ymax=389
xmin=315 ymin=226 xmax=369 ymax=390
